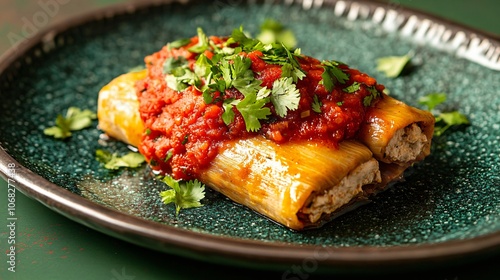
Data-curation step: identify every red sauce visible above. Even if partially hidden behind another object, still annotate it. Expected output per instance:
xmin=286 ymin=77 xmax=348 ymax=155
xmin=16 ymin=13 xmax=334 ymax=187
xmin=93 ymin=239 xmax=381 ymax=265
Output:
xmin=137 ymin=35 xmax=385 ymax=180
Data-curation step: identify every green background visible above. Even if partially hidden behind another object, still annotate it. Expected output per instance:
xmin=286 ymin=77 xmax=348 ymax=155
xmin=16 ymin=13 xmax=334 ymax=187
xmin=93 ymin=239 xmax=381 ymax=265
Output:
xmin=1 ymin=0 xmax=499 ymax=279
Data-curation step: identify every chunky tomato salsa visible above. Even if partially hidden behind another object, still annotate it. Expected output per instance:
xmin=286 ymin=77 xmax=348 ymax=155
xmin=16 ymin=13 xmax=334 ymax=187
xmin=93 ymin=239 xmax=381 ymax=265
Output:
xmin=136 ymin=28 xmax=385 ymax=180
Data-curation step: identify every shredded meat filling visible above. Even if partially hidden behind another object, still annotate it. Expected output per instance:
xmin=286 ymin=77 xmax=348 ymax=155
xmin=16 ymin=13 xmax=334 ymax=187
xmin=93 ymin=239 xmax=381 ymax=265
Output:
xmin=300 ymin=158 xmax=381 ymax=223
xmin=385 ymin=123 xmax=428 ymax=164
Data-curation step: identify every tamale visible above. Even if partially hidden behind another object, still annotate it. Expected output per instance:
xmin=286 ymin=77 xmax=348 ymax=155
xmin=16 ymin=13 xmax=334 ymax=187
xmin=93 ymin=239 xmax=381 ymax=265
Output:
xmin=96 ymin=27 xmax=435 ymax=230
xmin=97 ymin=72 xmax=385 ymax=230
xmin=357 ymin=94 xmax=435 ymax=165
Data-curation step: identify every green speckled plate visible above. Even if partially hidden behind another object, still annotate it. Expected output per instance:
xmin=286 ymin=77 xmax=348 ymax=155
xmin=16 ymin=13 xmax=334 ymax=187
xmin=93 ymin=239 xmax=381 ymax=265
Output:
xmin=1 ymin=0 xmax=499 ymax=271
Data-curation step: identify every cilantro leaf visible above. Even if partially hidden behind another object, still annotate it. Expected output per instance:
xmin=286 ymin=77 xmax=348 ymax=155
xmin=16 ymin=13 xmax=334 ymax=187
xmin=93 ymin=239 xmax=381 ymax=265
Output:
xmin=280 ymin=63 xmax=297 ymax=81
xmin=44 ymin=107 xmax=96 ymax=139
xmin=188 ymin=27 xmax=209 ymax=53
xmin=96 ymin=149 xmax=145 ymax=170
xmin=271 ymin=77 xmax=300 ymax=117
xmin=281 ymin=47 xmax=306 ymax=82
xmin=418 ymin=92 xmax=470 ymax=136
xmin=321 ymin=61 xmax=349 ymax=92
xmin=233 ymin=77 xmax=263 ymax=97
xmin=256 ymin=86 xmax=271 ymax=100
xmin=232 ymin=55 xmax=252 ymax=76
xmin=312 ymin=95 xmax=322 ymax=113
xmin=66 ymin=107 xmax=96 ymax=130
xmin=194 ymin=53 xmax=212 ymax=78
xmin=44 ymin=115 xmax=72 ymax=139
xmin=165 ymin=67 xmax=200 ymax=92
xmin=343 ymin=82 xmax=361 ymax=93
xmin=418 ymin=92 xmax=447 ymax=111
xmin=227 ymin=56 xmax=263 ymax=96
xmin=160 ymin=175 xmax=205 ymax=215
xmin=434 ymin=111 xmax=470 ymax=136
xmin=163 ymin=57 xmax=188 ymax=74
xmin=162 ymin=54 xmax=200 ymax=92
xmin=230 ymin=26 xmax=261 ymax=51
xmin=363 ymin=86 xmax=381 ymax=107
xmin=168 ymin=38 xmax=191 ymax=49
xmin=376 ymin=53 xmax=412 ymax=78
xmin=165 ymin=75 xmax=188 ymax=92
xmin=262 ymin=45 xmax=306 ymax=80
xmin=222 ymin=99 xmax=236 ymax=126
xmin=439 ymin=111 xmax=469 ymax=126
xmin=160 ymin=189 xmax=176 ymax=206
xmin=236 ymin=92 xmax=271 ymax=132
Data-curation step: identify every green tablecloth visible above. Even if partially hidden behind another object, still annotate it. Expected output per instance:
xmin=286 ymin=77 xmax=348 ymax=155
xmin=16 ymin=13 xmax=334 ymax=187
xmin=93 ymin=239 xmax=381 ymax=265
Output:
xmin=1 ymin=1 xmax=499 ymax=279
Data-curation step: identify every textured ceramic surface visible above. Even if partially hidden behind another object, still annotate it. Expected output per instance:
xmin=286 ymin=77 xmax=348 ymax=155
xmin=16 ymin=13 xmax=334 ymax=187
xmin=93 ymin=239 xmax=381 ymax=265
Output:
xmin=0 ymin=0 xmax=499 ymax=268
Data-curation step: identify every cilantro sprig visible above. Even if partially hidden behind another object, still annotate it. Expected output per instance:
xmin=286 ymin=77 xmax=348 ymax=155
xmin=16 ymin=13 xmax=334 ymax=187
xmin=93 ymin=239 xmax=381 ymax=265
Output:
xmin=320 ymin=60 xmax=349 ymax=92
xmin=223 ymin=55 xmax=263 ymax=96
xmin=363 ymin=87 xmax=382 ymax=107
xmin=95 ymin=149 xmax=145 ymax=170
xmin=376 ymin=53 xmax=412 ymax=78
xmin=44 ymin=107 xmax=97 ymax=139
xmin=235 ymin=93 xmax=271 ymax=132
xmin=160 ymin=175 xmax=205 ymax=215
xmin=418 ymin=93 xmax=447 ymax=111
xmin=418 ymin=92 xmax=470 ymax=136
xmin=188 ymin=27 xmax=210 ymax=53
xmin=270 ymin=77 xmax=301 ymax=117
xmin=163 ymin=56 xmax=200 ymax=92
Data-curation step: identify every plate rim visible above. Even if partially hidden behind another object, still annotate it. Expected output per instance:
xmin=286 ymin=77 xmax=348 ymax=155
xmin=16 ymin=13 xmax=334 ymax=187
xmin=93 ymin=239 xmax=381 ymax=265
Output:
xmin=1 ymin=0 xmax=499 ymax=270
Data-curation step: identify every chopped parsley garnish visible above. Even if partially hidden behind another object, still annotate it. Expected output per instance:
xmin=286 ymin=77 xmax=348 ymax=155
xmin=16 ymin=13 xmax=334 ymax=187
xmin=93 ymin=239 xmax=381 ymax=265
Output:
xmin=163 ymin=25 xmax=382 ymax=133
xmin=376 ymin=53 xmax=412 ymax=78
xmin=418 ymin=92 xmax=470 ymax=136
xmin=44 ymin=107 xmax=96 ymax=139
xmin=160 ymin=175 xmax=205 ymax=215
xmin=186 ymin=26 xmax=309 ymax=131
xmin=95 ymin=149 xmax=145 ymax=170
